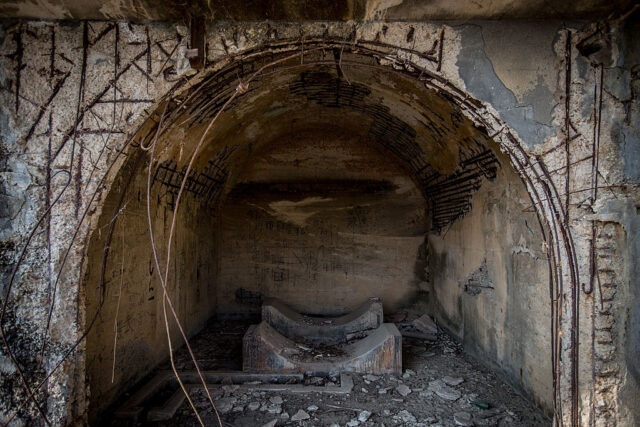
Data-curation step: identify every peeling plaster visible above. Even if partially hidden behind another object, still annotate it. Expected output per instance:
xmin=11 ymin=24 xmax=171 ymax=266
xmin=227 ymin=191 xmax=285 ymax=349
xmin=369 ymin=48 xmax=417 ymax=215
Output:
xmin=456 ymin=24 xmax=554 ymax=147
xmin=482 ymin=21 xmax=559 ymax=115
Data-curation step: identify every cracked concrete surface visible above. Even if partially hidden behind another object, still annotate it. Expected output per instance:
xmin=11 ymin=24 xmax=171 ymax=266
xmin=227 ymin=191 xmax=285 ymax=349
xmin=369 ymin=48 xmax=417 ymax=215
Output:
xmin=0 ymin=16 xmax=638 ymax=426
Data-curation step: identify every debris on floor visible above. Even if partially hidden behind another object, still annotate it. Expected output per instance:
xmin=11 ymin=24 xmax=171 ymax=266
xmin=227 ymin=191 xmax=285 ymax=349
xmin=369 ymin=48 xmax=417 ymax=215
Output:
xmin=108 ymin=316 xmax=550 ymax=426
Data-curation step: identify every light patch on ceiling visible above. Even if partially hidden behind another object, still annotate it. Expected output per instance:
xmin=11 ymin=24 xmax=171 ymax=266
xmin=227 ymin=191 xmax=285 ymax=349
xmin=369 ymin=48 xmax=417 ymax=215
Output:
xmin=267 ymin=196 xmax=334 ymax=227
xmin=99 ymin=0 xmax=152 ymax=21
xmin=364 ymin=0 xmax=404 ymax=20
xmin=1 ymin=0 xmax=72 ymax=19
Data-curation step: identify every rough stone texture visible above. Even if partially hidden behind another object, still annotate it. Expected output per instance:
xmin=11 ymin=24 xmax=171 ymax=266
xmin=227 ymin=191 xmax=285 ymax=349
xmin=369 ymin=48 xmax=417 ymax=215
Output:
xmin=128 ymin=317 xmax=551 ymax=425
xmin=588 ymin=221 xmax=625 ymax=426
xmin=428 ymin=149 xmax=553 ymax=413
xmin=0 ymin=17 xmax=637 ymax=427
xmin=0 ymin=21 xmax=189 ymax=424
xmin=458 ymin=260 xmax=495 ymax=296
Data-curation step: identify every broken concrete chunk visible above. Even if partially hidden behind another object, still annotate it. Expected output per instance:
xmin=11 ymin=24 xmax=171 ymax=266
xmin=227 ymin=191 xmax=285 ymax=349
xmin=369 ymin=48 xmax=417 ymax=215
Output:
xmin=428 ymin=379 xmax=444 ymax=389
xmin=454 ymin=411 xmax=473 ymax=426
xmin=396 ymin=384 xmax=411 ymax=397
xmin=402 ymin=368 xmax=416 ymax=378
xmin=459 ymin=260 xmax=495 ymax=296
xmin=248 ymin=401 xmax=260 ymax=411
xmin=363 ymin=374 xmax=380 ymax=382
xmin=222 ymin=384 xmax=240 ymax=393
xmin=266 ymin=403 xmax=282 ymax=414
xmin=358 ymin=410 xmax=372 ymax=422
xmin=429 ymin=380 xmax=461 ymax=400
xmin=396 ymin=410 xmax=417 ymax=423
xmin=437 ymin=387 xmax=462 ymax=401
xmin=413 ymin=314 xmax=438 ymax=335
xmin=269 ymin=396 xmax=283 ymax=404
xmin=443 ymin=376 xmax=464 ymax=386
xmin=262 ymin=419 xmax=278 ymax=427
xmin=214 ymin=397 xmax=237 ymax=414
xmin=291 ymin=409 xmax=310 ymax=421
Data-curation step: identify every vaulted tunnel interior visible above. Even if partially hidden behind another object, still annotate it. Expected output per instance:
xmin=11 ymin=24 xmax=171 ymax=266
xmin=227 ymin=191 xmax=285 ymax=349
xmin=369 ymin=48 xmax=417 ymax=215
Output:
xmin=83 ymin=45 xmax=552 ymax=422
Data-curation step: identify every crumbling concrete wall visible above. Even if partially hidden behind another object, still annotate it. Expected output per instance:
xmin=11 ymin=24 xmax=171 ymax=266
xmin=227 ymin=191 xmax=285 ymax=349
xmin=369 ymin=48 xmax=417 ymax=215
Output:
xmin=82 ymin=154 xmax=219 ymax=420
xmin=218 ymin=130 xmax=428 ymax=316
xmin=0 ymin=21 xmax=189 ymax=424
xmin=427 ymin=148 xmax=552 ymax=414
xmin=0 ymin=18 xmax=637 ymax=426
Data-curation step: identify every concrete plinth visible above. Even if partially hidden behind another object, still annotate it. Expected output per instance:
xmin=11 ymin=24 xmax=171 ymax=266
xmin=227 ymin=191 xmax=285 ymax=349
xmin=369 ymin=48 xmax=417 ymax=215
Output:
xmin=243 ymin=321 xmax=401 ymax=375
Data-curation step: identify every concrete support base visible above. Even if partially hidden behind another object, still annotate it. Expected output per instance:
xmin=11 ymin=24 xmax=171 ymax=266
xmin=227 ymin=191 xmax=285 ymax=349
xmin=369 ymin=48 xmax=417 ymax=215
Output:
xmin=262 ymin=297 xmax=383 ymax=345
xmin=242 ymin=321 xmax=402 ymax=375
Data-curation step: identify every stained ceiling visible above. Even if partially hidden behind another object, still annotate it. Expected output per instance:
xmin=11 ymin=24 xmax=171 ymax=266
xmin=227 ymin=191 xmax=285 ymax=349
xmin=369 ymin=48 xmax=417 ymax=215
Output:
xmin=145 ymin=46 xmax=500 ymax=231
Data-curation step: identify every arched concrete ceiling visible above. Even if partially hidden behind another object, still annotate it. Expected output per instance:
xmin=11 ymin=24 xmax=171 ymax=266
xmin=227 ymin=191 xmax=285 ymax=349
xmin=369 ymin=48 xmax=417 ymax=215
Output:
xmin=148 ymin=48 xmax=500 ymax=231
xmin=0 ymin=0 xmax=634 ymax=21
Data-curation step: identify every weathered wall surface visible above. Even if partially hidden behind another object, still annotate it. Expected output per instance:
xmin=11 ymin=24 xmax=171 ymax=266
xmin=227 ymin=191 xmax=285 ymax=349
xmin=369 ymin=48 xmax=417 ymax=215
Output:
xmin=0 ymin=21 xmax=188 ymax=424
xmin=83 ymin=155 xmax=219 ymax=419
xmin=616 ymin=15 xmax=640 ymax=425
xmin=218 ymin=130 xmax=428 ymax=316
xmin=427 ymin=150 xmax=552 ymax=414
xmin=0 ymin=17 xmax=638 ymax=426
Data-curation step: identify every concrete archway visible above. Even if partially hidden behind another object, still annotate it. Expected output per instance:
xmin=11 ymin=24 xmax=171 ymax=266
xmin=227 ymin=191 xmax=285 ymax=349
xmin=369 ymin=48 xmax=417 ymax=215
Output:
xmin=4 ymin=20 xmax=614 ymax=426
xmin=80 ymin=37 xmax=576 ymax=422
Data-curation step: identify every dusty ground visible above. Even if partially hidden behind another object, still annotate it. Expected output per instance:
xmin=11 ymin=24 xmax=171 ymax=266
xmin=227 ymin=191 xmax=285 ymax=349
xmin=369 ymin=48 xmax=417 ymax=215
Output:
xmin=110 ymin=317 xmax=550 ymax=426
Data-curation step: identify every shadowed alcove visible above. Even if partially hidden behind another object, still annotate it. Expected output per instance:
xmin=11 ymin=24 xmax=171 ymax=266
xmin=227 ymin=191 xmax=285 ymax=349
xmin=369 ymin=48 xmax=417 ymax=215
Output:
xmin=82 ymin=44 xmax=552 ymax=422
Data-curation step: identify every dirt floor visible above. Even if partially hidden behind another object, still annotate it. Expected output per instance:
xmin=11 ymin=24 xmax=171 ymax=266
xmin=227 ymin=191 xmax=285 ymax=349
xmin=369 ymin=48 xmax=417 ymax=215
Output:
xmin=110 ymin=317 xmax=550 ymax=426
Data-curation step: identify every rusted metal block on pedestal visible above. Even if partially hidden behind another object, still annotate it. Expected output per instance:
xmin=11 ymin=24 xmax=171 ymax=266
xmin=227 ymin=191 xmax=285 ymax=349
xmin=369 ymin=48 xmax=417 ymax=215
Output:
xmin=243 ymin=321 xmax=401 ymax=375
xmin=262 ymin=297 xmax=383 ymax=345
